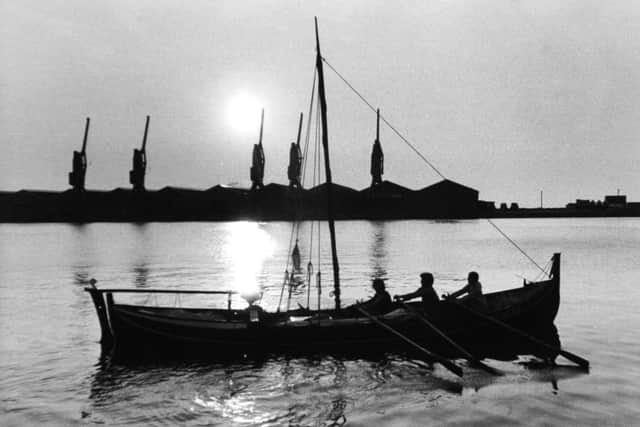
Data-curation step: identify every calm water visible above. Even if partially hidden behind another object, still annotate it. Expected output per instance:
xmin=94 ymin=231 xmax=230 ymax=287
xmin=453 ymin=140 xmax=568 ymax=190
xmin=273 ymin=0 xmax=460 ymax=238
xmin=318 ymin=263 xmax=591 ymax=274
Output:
xmin=1 ymin=218 xmax=639 ymax=426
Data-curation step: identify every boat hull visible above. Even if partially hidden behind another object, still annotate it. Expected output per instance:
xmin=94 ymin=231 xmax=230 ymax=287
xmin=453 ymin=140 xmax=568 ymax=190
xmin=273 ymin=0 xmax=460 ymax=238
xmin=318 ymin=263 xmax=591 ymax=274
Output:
xmin=88 ymin=257 xmax=561 ymax=361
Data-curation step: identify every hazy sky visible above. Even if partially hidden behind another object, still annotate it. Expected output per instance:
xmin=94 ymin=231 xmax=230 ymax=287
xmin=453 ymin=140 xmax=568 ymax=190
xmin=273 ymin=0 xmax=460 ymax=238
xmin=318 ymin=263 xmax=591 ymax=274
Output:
xmin=2 ymin=0 xmax=639 ymax=206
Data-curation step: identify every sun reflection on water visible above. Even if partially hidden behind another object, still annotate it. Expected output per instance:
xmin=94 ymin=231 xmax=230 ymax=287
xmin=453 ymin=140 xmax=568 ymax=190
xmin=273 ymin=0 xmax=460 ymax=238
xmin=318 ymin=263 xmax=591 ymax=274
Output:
xmin=224 ymin=222 xmax=276 ymax=304
xmin=193 ymin=394 xmax=276 ymax=424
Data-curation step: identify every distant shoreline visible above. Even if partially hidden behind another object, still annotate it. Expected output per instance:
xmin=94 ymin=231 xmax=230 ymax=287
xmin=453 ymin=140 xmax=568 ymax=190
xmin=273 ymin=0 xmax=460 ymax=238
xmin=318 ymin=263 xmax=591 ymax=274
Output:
xmin=2 ymin=182 xmax=638 ymax=223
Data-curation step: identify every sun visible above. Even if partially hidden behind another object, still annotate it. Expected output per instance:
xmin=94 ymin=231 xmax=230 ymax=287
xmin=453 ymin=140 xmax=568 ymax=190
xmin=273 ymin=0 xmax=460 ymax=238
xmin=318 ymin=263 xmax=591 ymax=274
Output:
xmin=226 ymin=92 xmax=263 ymax=134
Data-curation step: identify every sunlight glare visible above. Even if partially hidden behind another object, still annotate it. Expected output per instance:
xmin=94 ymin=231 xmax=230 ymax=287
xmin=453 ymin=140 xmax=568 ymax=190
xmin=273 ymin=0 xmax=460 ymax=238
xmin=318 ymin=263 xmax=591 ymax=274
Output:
xmin=226 ymin=92 xmax=263 ymax=134
xmin=224 ymin=222 xmax=275 ymax=304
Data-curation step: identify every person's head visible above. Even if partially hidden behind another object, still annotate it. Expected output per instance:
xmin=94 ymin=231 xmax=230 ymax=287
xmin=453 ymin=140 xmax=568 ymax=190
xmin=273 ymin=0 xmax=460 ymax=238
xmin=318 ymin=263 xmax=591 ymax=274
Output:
xmin=468 ymin=271 xmax=479 ymax=283
xmin=372 ymin=278 xmax=386 ymax=292
xmin=420 ymin=272 xmax=434 ymax=287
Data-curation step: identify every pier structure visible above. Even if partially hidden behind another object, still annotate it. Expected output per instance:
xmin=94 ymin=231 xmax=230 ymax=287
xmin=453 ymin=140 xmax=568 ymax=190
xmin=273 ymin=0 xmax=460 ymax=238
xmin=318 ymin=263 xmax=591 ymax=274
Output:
xmin=370 ymin=109 xmax=384 ymax=187
xmin=129 ymin=116 xmax=150 ymax=191
xmin=3 ymin=108 xmax=638 ymax=222
xmin=287 ymin=113 xmax=304 ymax=189
xmin=250 ymin=109 xmax=265 ymax=191
xmin=68 ymin=118 xmax=90 ymax=191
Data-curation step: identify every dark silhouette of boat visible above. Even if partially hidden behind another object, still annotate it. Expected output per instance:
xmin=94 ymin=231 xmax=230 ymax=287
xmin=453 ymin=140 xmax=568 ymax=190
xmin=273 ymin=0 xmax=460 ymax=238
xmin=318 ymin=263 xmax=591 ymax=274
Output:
xmin=87 ymin=254 xmax=561 ymax=360
xmin=86 ymin=19 xmax=588 ymax=375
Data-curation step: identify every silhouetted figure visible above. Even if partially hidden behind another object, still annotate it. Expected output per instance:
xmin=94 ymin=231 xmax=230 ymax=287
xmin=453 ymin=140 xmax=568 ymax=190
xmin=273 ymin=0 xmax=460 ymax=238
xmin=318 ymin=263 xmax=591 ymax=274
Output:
xmin=370 ymin=109 xmax=384 ymax=186
xmin=394 ymin=272 xmax=440 ymax=313
xmin=288 ymin=113 xmax=304 ymax=189
xmin=69 ymin=117 xmax=90 ymax=191
xmin=250 ymin=109 xmax=265 ymax=190
xmin=359 ymin=278 xmax=392 ymax=314
xmin=445 ymin=271 xmax=487 ymax=309
xmin=130 ymin=115 xmax=150 ymax=191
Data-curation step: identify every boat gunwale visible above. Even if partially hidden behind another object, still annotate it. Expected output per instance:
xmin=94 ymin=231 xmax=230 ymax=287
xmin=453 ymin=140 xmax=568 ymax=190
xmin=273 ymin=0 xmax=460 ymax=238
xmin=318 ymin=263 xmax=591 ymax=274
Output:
xmin=105 ymin=274 xmax=558 ymax=334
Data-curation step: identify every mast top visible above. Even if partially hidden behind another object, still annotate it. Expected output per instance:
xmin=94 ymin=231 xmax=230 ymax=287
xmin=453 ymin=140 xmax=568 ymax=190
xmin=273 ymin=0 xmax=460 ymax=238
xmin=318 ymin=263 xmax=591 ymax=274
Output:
xmin=376 ymin=109 xmax=380 ymax=141
xmin=314 ymin=17 xmax=321 ymax=56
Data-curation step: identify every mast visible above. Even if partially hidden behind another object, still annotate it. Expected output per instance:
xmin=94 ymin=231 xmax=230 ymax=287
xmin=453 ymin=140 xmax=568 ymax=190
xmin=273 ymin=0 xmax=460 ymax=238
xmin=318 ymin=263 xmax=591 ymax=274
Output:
xmin=315 ymin=17 xmax=341 ymax=310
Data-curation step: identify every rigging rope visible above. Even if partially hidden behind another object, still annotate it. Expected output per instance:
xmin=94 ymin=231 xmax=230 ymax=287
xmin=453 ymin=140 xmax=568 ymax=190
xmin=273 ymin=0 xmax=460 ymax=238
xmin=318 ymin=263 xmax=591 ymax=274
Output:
xmin=304 ymin=67 xmax=319 ymax=298
xmin=277 ymin=269 xmax=288 ymax=312
xmin=278 ymin=66 xmax=318 ymax=312
xmin=322 ymin=57 xmax=446 ymax=180
xmin=321 ymin=56 xmax=549 ymax=277
xmin=486 ymin=219 xmax=547 ymax=275
xmin=301 ymin=68 xmax=317 ymax=187
xmin=306 ymin=261 xmax=313 ymax=309
xmin=531 ymin=255 xmax=553 ymax=282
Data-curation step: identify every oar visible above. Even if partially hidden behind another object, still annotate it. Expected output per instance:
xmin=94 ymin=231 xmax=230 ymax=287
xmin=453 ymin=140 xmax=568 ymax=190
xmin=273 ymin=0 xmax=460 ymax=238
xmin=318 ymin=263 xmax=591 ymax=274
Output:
xmin=396 ymin=300 xmax=501 ymax=376
xmin=448 ymin=300 xmax=589 ymax=370
xmin=355 ymin=306 xmax=463 ymax=378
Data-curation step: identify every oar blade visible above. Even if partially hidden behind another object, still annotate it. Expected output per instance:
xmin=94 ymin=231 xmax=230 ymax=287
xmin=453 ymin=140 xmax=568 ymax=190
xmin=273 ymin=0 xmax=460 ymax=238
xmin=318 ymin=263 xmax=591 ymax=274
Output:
xmin=355 ymin=306 xmax=463 ymax=378
xmin=397 ymin=300 xmax=502 ymax=376
xmin=470 ymin=360 xmax=503 ymax=376
xmin=449 ymin=299 xmax=590 ymax=371
xmin=440 ymin=358 xmax=464 ymax=378
xmin=560 ymin=350 xmax=590 ymax=370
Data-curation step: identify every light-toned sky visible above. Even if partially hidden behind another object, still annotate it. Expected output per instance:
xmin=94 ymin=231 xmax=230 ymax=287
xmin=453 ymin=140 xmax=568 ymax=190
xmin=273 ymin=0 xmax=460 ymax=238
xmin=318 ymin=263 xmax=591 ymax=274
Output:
xmin=1 ymin=0 xmax=638 ymax=206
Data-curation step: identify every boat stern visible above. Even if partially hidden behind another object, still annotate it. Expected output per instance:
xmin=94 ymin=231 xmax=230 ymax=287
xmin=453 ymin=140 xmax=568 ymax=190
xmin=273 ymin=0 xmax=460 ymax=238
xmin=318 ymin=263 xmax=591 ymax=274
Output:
xmin=85 ymin=282 xmax=114 ymax=348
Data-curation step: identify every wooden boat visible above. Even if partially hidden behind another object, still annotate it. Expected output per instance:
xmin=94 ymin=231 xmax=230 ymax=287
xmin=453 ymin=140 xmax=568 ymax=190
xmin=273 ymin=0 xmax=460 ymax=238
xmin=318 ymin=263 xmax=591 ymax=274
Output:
xmin=86 ymin=253 xmax=561 ymax=360
xmin=86 ymin=19 xmax=585 ymax=374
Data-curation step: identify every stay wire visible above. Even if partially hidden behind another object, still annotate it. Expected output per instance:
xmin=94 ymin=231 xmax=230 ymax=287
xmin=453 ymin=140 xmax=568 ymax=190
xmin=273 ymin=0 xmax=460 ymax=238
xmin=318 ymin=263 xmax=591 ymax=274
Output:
xmin=294 ymin=73 xmax=315 ymax=246
xmin=301 ymin=67 xmax=317 ymax=187
xmin=306 ymin=92 xmax=322 ymax=289
xmin=322 ymin=57 xmax=446 ymax=180
xmin=486 ymin=219 xmax=548 ymax=276
xmin=322 ymin=55 xmax=549 ymax=278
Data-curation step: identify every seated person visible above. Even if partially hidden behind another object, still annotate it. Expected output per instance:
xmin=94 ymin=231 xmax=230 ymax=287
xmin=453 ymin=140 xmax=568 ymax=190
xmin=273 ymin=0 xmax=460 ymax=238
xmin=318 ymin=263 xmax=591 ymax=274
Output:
xmin=394 ymin=272 xmax=440 ymax=313
xmin=444 ymin=271 xmax=487 ymax=309
xmin=358 ymin=278 xmax=393 ymax=314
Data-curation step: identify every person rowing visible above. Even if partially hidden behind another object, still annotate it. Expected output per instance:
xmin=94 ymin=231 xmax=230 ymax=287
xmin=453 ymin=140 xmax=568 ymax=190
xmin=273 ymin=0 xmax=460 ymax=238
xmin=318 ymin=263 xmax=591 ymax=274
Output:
xmin=393 ymin=272 xmax=440 ymax=313
xmin=444 ymin=271 xmax=487 ymax=310
xmin=353 ymin=278 xmax=393 ymax=315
